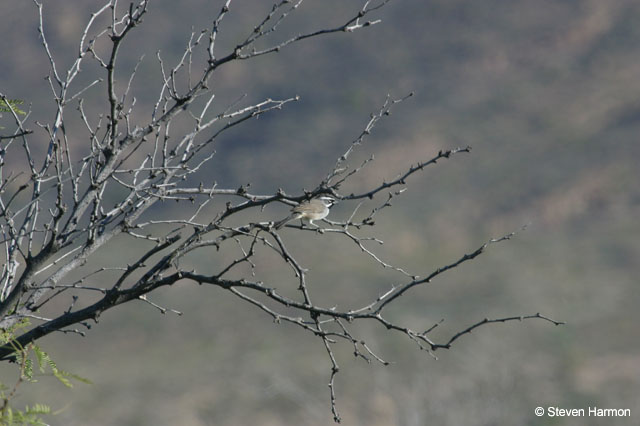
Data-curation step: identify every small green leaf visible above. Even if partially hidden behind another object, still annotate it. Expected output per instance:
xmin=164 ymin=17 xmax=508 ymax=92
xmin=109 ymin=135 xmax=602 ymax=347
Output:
xmin=0 ymin=99 xmax=26 ymax=115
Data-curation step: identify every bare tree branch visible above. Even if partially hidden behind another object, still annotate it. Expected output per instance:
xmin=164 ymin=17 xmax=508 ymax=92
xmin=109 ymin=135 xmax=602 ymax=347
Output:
xmin=0 ymin=1 xmax=561 ymax=422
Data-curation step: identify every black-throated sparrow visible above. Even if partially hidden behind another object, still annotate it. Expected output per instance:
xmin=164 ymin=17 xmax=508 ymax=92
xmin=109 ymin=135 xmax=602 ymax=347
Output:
xmin=274 ymin=196 xmax=336 ymax=229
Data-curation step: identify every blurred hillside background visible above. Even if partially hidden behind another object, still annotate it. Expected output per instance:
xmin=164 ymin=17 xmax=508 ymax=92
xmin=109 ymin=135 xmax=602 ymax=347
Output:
xmin=1 ymin=0 xmax=639 ymax=425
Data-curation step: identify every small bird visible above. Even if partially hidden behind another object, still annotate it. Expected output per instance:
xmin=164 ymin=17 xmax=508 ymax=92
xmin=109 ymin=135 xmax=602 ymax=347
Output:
xmin=274 ymin=196 xmax=336 ymax=229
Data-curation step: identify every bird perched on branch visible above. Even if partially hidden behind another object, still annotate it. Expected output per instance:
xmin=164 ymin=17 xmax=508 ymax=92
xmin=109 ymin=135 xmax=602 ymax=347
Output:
xmin=274 ymin=196 xmax=336 ymax=229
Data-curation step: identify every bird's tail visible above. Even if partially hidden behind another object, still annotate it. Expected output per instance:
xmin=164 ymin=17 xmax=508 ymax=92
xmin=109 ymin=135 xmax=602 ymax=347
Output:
xmin=274 ymin=214 xmax=295 ymax=229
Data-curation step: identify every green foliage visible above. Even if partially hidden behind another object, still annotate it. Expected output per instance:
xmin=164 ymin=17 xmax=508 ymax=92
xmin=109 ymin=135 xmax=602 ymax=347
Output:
xmin=0 ymin=99 xmax=25 ymax=116
xmin=0 ymin=320 xmax=29 ymax=346
xmin=0 ymin=323 xmax=90 ymax=425
xmin=31 ymin=346 xmax=92 ymax=388
xmin=0 ymin=98 xmax=26 ymax=129
xmin=0 ymin=404 xmax=51 ymax=426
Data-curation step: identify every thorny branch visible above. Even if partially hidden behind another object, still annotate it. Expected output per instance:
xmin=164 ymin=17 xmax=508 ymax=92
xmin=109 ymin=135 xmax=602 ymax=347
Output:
xmin=0 ymin=1 xmax=562 ymax=422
